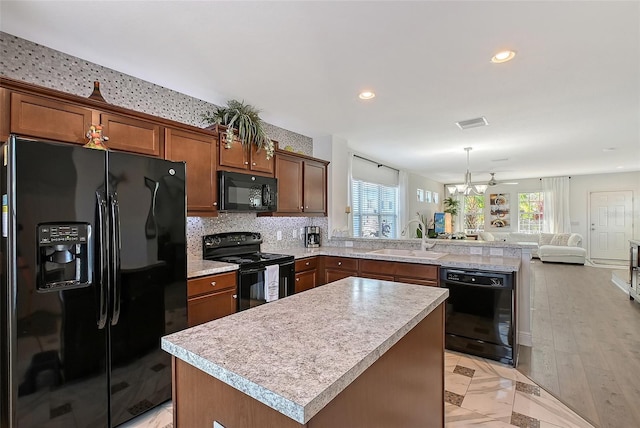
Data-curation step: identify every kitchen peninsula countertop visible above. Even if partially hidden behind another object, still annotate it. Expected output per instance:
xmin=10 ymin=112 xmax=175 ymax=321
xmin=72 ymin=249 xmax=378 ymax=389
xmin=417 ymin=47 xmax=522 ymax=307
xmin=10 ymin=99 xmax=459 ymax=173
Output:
xmin=188 ymin=246 xmax=521 ymax=278
xmin=161 ymin=276 xmax=448 ymax=424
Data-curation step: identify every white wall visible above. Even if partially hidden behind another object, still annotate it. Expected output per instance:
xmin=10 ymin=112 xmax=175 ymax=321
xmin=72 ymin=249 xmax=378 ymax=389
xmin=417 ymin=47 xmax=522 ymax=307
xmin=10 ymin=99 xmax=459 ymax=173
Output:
xmin=314 ymin=135 xmax=349 ymax=237
xmin=407 ymin=173 xmax=444 ymax=233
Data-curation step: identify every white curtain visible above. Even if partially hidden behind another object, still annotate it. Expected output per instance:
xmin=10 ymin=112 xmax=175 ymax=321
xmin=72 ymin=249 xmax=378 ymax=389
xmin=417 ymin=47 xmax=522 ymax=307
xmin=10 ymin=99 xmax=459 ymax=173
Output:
xmin=347 ymin=152 xmax=354 ymax=236
xmin=542 ymin=176 xmax=571 ymax=233
xmin=398 ymin=170 xmax=409 ymax=237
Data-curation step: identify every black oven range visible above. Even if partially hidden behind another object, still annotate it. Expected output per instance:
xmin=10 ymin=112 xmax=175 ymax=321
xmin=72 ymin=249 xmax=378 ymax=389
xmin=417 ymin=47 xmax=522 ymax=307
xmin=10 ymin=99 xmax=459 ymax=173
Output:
xmin=203 ymin=232 xmax=295 ymax=311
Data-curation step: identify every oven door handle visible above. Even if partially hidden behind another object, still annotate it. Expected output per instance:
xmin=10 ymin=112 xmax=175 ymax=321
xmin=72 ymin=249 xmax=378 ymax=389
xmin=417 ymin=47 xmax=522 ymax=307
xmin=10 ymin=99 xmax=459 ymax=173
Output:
xmin=241 ymin=267 xmax=266 ymax=275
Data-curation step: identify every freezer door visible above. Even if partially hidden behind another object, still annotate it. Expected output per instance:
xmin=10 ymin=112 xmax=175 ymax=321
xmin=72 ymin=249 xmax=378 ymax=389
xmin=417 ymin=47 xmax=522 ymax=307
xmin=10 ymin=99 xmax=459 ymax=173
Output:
xmin=2 ymin=137 xmax=109 ymax=427
xmin=106 ymin=151 xmax=186 ymax=426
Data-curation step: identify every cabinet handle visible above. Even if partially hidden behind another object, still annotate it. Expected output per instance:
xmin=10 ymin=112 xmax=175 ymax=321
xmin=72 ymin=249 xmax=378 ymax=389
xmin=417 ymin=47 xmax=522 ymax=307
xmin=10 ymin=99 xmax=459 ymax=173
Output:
xmin=211 ymin=281 xmax=216 ymax=287
xmin=338 ymin=262 xmax=342 ymax=266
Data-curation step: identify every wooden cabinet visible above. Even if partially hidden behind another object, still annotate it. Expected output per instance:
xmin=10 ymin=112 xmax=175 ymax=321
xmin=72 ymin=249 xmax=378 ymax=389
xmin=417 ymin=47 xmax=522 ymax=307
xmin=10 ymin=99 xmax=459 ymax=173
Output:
xmin=359 ymin=259 xmax=438 ymax=286
xmin=165 ymin=128 xmax=217 ymax=216
xmin=321 ymin=256 xmax=359 ymax=285
xmin=295 ymin=257 xmax=318 ymax=293
xmin=10 ymin=92 xmax=92 ymax=144
xmin=100 ymin=113 xmax=162 ymax=157
xmin=216 ymin=126 xmax=274 ymax=175
xmin=274 ymin=151 xmax=329 ymax=216
xmin=275 ymin=153 xmax=303 ymax=213
xmin=187 ymin=271 xmax=237 ymax=327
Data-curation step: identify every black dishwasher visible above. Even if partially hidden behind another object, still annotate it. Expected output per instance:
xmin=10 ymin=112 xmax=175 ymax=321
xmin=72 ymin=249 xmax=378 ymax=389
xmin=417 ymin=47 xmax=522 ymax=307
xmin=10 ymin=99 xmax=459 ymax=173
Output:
xmin=440 ymin=267 xmax=516 ymax=366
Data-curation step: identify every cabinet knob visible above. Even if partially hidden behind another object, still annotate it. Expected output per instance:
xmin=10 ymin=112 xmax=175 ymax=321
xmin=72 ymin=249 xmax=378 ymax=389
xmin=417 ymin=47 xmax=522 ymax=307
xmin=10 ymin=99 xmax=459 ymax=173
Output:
xmin=232 ymin=294 xmax=237 ymax=299
xmin=305 ymin=262 xmax=310 ymax=266
xmin=305 ymin=206 xmax=309 ymax=209
xmin=213 ymin=202 xmax=218 ymax=206
xmin=211 ymin=281 xmax=216 ymax=287
xmin=252 ymin=162 xmax=256 ymax=166
xmin=338 ymin=262 xmax=342 ymax=266
xmin=244 ymin=161 xmax=249 ymax=165
xmin=300 ymin=206 xmax=304 ymax=210
xmin=296 ymin=278 xmax=300 ymax=282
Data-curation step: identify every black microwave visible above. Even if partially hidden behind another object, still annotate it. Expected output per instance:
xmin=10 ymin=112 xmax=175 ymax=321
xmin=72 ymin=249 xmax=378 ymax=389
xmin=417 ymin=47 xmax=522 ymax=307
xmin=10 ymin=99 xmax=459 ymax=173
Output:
xmin=218 ymin=171 xmax=278 ymax=212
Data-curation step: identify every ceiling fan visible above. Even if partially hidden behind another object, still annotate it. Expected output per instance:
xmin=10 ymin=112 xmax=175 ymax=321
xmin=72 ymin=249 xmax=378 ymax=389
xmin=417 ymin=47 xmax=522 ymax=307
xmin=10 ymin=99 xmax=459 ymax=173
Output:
xmin=487 ymin=172 xmax=519 ymax=187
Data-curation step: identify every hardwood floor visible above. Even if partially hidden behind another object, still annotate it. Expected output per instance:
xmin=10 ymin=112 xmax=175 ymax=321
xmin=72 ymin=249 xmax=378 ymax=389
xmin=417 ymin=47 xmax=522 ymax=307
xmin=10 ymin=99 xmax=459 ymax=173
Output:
xmin=518 ymin=260 xmax=640 ymax=428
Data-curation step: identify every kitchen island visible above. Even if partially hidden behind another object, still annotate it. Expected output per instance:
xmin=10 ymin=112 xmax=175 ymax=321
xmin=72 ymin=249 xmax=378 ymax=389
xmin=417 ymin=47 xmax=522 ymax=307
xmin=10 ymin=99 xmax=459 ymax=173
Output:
xmin=162 ymin=276 xmax=449 ymax=427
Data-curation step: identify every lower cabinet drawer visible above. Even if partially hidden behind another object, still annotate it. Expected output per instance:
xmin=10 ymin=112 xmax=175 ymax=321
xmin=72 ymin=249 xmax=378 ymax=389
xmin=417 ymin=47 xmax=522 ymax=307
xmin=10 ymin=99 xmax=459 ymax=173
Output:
xmin=295 ymin=257 xmax=317 ymax=272
xmin=187 ymin=288 xmax=237 ymax=327
xmin=188 ymin=271 xmax=237 ymax=298
xmin=323 ymin=257 xmax=358 ymax=271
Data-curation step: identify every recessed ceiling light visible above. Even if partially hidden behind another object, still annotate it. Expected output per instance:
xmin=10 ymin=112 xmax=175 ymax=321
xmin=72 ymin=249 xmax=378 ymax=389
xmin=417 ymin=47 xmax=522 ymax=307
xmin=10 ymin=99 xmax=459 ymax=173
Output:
xmin=602 ymin=147 xmax=616 ymax=152
xmin=491 ymin=50 xmax=516 ymax=64
xmin=358 ymin=91 xmax=375 ymax=100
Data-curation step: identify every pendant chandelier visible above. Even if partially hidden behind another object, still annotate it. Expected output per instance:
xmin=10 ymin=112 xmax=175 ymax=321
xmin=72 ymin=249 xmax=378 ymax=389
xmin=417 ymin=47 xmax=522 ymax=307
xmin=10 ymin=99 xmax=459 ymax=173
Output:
xmin=446 ymin=147 xmax=487 ymax=196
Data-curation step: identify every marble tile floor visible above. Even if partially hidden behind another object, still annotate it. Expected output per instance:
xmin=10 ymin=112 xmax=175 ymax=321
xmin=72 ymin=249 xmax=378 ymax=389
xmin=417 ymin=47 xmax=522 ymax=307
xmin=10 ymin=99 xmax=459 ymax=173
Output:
xmin=122 ymin=350 xmax=594 ymax=428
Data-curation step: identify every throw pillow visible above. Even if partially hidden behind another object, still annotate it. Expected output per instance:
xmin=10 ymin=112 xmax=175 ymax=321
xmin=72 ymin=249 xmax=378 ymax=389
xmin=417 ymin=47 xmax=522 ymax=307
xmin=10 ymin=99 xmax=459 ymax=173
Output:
xmin=550 ymin=233 xmax=571 ymax=246
xmin=539 ymin=233 xmax=555 ymax=246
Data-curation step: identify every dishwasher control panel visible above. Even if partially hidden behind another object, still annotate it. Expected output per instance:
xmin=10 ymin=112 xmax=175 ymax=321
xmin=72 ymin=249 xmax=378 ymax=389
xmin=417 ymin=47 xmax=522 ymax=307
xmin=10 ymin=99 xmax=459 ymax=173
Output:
xmin=441 ymin=268 xmax=512 ymax=288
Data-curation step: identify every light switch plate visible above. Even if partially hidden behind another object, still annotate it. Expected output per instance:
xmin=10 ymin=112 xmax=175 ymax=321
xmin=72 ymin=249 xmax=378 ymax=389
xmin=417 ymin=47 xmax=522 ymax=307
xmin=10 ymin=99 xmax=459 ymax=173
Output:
xmin=276 ymin=230 xmax=282 ymax=240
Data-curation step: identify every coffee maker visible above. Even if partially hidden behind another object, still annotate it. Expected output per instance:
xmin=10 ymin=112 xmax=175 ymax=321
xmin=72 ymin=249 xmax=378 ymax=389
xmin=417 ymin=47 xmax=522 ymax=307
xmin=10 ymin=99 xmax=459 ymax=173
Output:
xmin=304 ymin=226 xmax=321 ymax=248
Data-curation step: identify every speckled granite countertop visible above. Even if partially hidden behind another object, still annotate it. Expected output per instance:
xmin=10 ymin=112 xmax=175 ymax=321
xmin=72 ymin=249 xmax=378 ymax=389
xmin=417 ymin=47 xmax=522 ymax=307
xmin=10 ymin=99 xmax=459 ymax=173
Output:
xmin=161 ymin=276 xmax=448 ymax=424
xmin=187 ymin=245 xmax=521 ymax=278
xmin=269 ymin=247 xmax=521 ymax=273
xmin=187 ymin=258 xmax=239 ymax=278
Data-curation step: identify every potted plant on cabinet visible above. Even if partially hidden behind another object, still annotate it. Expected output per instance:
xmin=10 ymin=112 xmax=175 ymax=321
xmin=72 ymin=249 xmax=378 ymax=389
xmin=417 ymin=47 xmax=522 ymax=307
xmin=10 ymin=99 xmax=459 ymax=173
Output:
xmin=203 ymin=100 xmax=274 ymax=159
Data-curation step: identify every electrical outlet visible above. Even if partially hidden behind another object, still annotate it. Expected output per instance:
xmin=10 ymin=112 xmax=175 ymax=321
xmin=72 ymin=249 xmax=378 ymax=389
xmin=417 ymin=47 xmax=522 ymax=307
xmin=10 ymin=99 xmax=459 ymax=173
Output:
xmin=489 ymin=247 xmax=503 ymax=256
xmin=344 ymin=241 xmax=353 ymax=248
xmin=469 ymin=246 xmax=482 ymax=255
xmin=292 ymin=229 xmax=297 ymax=239
xmin=276 ymin=230 xmax=282 ymax=241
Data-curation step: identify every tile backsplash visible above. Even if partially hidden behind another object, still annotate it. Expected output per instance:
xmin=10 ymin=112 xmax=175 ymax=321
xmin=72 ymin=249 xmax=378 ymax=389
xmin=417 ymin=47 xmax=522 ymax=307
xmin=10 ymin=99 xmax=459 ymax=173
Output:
xmin=187 ymin=215 xmax=328 ymax=259
xmin=1 ymin=31 xmax=325 ymax=255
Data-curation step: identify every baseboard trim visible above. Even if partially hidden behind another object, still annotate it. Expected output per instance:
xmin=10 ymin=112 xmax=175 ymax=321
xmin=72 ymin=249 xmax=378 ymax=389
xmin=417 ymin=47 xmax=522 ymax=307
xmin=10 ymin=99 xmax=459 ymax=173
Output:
xmin=611 ymin=272 xmax=629 ymax=294
xmin=518 ymin=331 xmax=532 ymax=347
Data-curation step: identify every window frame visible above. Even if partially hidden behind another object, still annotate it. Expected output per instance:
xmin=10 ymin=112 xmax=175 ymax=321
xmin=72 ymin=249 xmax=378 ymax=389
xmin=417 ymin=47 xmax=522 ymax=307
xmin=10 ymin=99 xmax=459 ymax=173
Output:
xmin=518 ymin=191 xmax=544 ymax=233
xmin=351 ymin=179 xmax=398 ymax=239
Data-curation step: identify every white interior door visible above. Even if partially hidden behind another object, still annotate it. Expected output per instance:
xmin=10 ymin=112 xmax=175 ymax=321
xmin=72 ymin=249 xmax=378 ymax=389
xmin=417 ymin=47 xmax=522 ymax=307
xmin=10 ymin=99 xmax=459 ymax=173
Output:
xmin=589 ymin=191 xmax=633 ymax=261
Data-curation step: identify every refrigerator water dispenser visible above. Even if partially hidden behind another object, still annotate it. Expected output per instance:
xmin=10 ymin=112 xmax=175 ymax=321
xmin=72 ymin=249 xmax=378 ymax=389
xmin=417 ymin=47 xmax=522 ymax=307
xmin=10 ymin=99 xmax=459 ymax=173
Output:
xmin=37 ymin=223 xmax=92 ymax=291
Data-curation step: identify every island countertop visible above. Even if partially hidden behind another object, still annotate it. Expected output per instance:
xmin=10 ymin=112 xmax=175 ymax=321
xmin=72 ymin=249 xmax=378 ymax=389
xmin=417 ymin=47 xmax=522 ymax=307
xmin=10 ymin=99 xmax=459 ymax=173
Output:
xmin=161 ymin=277 xmax=448 ymax=424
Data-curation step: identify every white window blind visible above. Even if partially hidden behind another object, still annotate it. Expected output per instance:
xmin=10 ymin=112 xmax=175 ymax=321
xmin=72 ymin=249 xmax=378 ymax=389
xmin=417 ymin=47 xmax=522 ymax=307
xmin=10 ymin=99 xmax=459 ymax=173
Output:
xmin=352 ymin=180 xmax=398 ymax=238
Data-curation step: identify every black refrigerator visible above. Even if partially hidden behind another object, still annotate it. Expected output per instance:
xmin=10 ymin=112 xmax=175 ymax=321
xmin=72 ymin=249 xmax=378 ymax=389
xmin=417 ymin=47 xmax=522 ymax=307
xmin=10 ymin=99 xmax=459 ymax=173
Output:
xmin=0 ymin=136 xmax=187 ymax=427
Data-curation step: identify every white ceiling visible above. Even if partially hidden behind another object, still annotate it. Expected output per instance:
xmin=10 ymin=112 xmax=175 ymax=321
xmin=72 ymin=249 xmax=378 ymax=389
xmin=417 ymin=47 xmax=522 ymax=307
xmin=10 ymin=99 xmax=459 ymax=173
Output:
xmin=1 ymin=1 xmax=639 ymax=184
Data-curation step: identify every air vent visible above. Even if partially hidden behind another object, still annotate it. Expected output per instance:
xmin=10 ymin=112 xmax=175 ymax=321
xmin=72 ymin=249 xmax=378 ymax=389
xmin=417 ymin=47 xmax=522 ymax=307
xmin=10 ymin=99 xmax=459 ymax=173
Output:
xmin=456 ymin=116 xmax=488 ymax=130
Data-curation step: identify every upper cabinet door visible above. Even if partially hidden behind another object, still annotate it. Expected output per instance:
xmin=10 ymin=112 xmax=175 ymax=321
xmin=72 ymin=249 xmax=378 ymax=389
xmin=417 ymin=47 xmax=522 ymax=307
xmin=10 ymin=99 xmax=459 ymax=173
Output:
xmin=275 ymin=153 xmax=304 ymax=213
xmin=101 ymin=113 xmax=161 ymax=157
xmin=10 ymin=92 xmax=92 ymax=144
xmin=249 ymin=143 xmax=274 ymax=174
xmin=218 ymin=130 xmax=248 ymax=170
xmin=303 ymin=159 xmax=327 ymax=214
xmin=165 ymin=128 xmax=217 ymax=216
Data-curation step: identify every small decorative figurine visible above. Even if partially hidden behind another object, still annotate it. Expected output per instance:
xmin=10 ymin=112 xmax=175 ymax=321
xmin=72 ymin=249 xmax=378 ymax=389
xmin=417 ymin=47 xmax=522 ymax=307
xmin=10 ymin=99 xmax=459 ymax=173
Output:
xmin=84 ymin=124 xmax=109 ymax=150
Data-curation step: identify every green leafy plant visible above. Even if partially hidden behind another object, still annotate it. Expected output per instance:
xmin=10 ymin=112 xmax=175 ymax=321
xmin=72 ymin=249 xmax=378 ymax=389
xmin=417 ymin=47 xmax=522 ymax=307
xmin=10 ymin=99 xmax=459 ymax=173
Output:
xmin=203 ymin=100 xmax=274 ymax=158
xmin=443 ymin=197 xmax=460 ymax=217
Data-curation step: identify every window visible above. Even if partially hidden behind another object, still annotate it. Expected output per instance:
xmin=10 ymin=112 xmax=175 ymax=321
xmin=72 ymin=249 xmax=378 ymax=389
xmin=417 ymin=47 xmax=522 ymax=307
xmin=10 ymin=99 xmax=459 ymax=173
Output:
xmin=351 ymin=180 xmax=398 ymax=238
xmin=463 ymin=194 xmax=485 ymax=232
xmin=518 ymin=192 xmax=544 ymax=233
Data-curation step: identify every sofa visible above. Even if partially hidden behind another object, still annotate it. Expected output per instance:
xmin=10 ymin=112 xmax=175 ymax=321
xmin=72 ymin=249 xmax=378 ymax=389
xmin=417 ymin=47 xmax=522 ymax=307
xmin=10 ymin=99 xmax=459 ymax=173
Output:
xmin=478 ymin=231 xmax=586 ymax=264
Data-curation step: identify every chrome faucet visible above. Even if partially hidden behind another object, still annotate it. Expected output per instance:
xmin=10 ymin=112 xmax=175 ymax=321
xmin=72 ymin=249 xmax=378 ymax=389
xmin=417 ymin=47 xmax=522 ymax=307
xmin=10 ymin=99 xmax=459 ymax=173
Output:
xmin=401 ymin=216 xmax=435 ymax=251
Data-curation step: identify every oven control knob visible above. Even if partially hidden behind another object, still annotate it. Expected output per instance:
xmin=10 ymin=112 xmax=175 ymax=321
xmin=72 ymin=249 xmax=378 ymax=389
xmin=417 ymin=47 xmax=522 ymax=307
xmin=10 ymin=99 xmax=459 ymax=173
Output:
xmin=208 ymin=236 xmax=221 ymax=246
xmin=252 ymin=233 xmax=261 ymax=241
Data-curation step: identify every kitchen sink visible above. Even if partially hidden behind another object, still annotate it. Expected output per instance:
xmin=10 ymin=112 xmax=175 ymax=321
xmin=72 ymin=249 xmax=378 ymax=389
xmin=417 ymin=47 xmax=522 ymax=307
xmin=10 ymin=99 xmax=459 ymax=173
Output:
xmin=366 ymin=248 xmax=448 ymax=259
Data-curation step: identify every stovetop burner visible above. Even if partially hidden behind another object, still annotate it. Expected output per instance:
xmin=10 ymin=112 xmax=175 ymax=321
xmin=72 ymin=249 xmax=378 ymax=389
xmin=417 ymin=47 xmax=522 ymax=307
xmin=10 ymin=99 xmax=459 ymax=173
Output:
xmin=202 ymin=232 xmax=294 ymax=268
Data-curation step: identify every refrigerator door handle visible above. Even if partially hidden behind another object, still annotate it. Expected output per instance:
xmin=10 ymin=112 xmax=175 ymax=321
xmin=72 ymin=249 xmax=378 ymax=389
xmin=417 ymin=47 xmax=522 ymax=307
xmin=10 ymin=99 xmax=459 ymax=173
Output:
xmin=110 ymin=192 xmax=122 ymax=325
xmin=96 ymin=191 xmax=109 ymax=329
